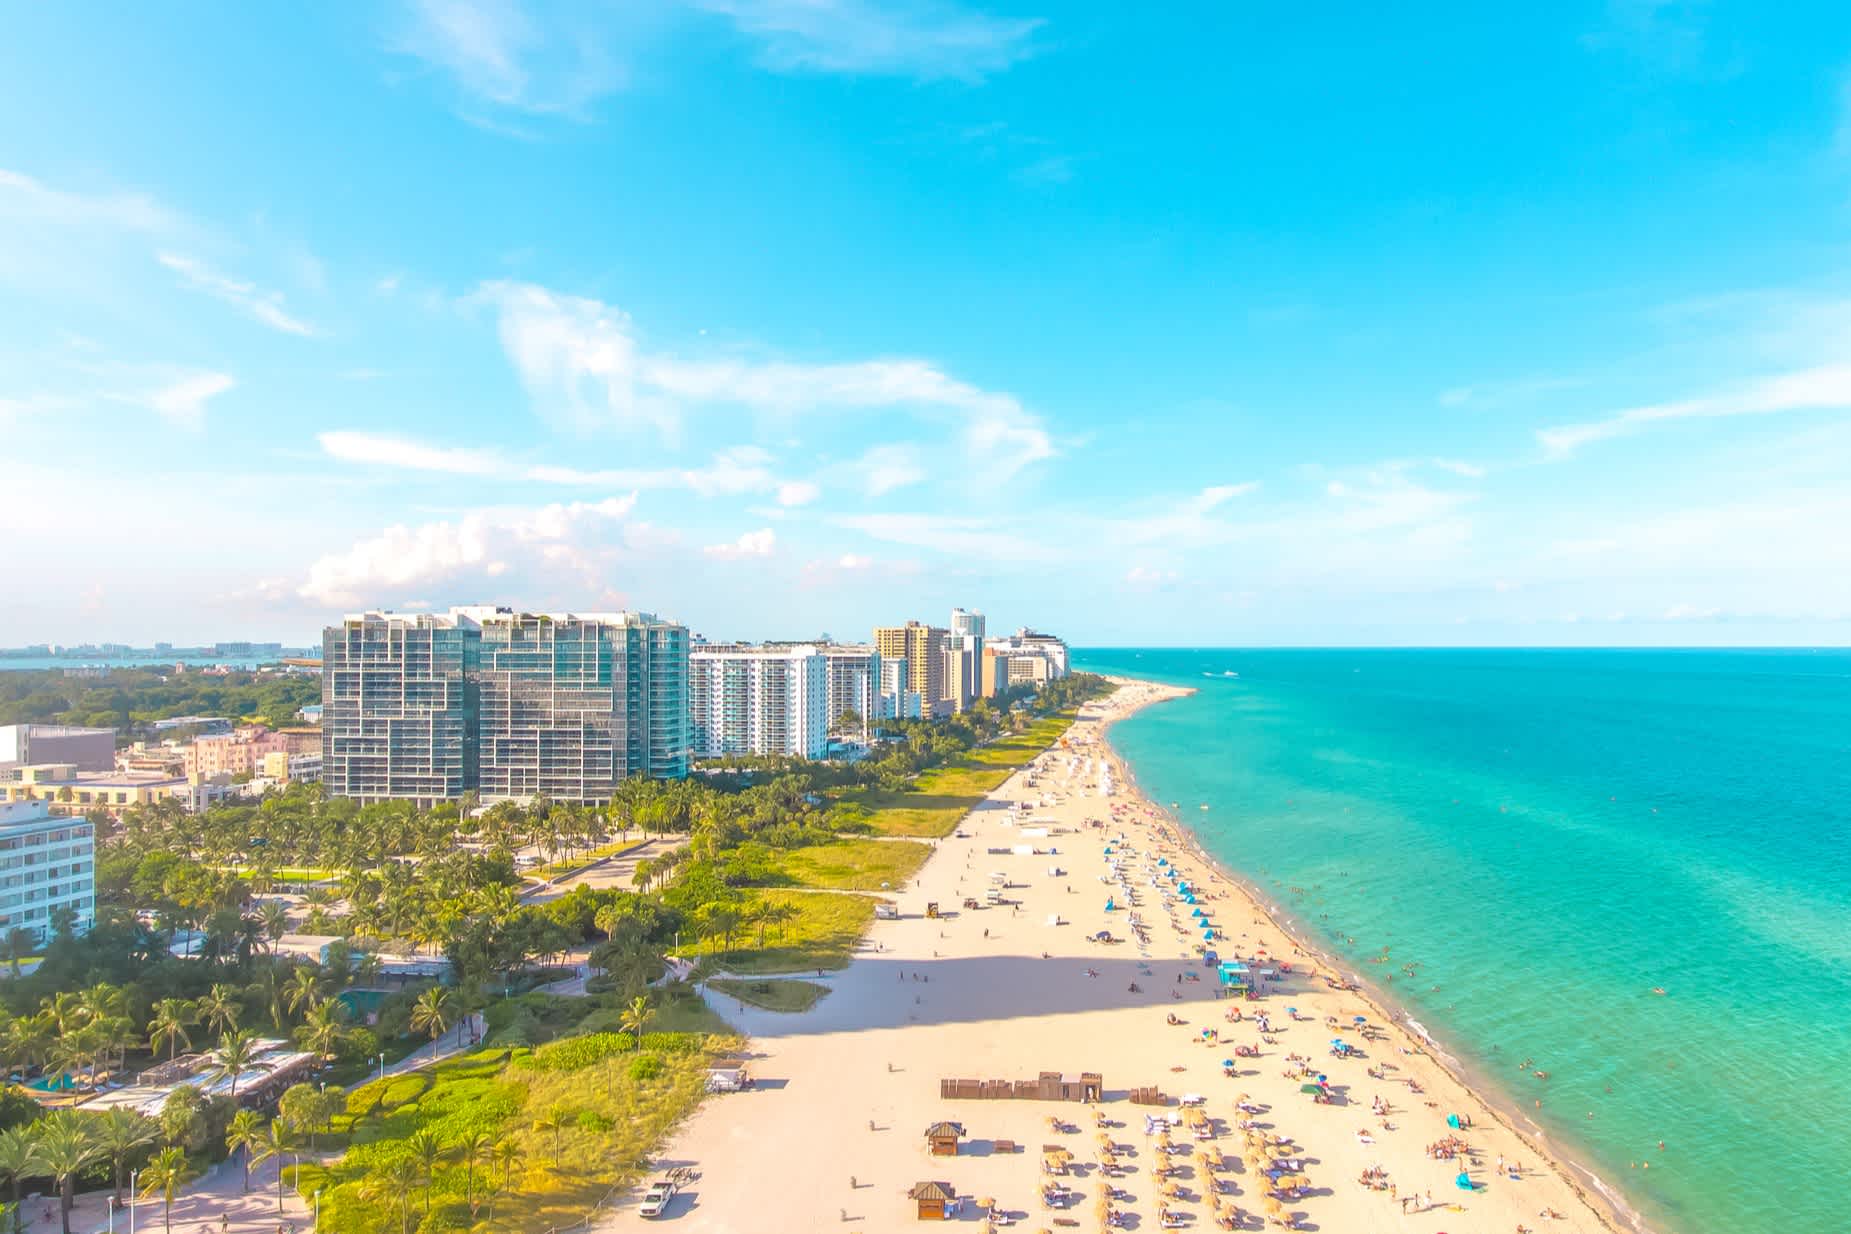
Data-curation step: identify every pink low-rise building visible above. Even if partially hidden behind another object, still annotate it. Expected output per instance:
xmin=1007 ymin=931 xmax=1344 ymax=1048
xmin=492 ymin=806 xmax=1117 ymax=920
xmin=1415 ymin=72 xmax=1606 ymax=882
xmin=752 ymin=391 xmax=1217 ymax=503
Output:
xmin=183 ymin=726 xmax=290 ymax=778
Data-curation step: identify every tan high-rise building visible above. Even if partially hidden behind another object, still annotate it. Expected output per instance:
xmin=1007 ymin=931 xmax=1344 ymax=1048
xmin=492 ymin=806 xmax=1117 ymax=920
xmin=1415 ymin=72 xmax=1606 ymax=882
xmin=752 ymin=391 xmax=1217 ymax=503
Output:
xmin=873 ymin=622 xmax=948 ymax=715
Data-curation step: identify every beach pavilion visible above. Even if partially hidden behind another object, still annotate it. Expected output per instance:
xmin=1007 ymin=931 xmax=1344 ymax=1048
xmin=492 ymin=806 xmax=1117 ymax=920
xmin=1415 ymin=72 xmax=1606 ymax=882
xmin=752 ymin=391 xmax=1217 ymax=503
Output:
xmin=908 ymin=1180 xmax=959 ymax=1219
xmin=925 ymin=1121 xmax=966 ymax=1156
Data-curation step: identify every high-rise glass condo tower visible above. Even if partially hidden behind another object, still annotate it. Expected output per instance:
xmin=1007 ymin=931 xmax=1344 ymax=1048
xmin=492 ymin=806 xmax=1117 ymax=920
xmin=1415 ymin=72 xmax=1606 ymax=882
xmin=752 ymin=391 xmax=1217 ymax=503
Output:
xmin=323 ymin=607 xmax=688 ymax=804
xmin=321 ymin=610 xmax=481 ymax=805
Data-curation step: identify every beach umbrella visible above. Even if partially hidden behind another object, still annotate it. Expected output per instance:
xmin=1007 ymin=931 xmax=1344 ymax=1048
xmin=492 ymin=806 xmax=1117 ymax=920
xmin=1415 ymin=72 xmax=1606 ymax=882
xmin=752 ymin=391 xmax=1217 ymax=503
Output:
xmin=1299 ymin=1083 xmax=1325 ymax=1095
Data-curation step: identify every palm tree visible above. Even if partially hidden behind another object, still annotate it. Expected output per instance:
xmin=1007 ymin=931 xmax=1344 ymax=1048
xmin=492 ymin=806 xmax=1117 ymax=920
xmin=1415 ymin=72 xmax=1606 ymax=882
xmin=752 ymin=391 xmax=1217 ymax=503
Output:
xmin=147 ymin=999 xmax=196 ymax=1063
xmin=283 ymin=966 xmax=322 ymax=1021
xmin=407 ymin=1128 xmax=445 ymax=1215
xmin=457 ymin=1129 xmax=491 ymax=1218
xmin=90 ymin=1107 xmax=160 ymax=1208
xmin=248 ymin=1118 xmax=296 ymax=1214
xmin=293 ymin=997 xmax=350 ymax=1065
xmin=489 ymin=1140 xmax=521 ymax=1220
xmin=408 ymin=986 xmax=450 ymax=1064
xmin=531 ymin=1102 xmax=571 ymax=1168
xmin=224 ymin=1108 xmax=264 ymax=1193
xmin=619 ymin=996 xmax=653 ymax=1049
xmin=197 ymin=984 xmax=242 ymax=1037
xmin=362 ymin=1157 xmax=419 ymax=1234
xmin=1 ymin=929 xmax=34 ymax=979
xmin=259 ymin=900 xmax=290 ymax=952
xmin=136 ymin=1146 xmax=186 ymax=1234
xmin=32 ymin=1112 xmax=100 ymax=1234
xmin=209 ymin=1029 xmax=271 ymax=1099
xmin=0 ymin=1126 xmax=42 ymax=1234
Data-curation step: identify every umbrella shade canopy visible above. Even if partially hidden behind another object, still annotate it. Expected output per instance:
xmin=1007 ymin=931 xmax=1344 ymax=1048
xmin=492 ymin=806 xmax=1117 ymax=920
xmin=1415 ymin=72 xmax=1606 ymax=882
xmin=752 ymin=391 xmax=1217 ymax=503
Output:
xmin=1300 ymin=1083 xmax=1327 ymax=1094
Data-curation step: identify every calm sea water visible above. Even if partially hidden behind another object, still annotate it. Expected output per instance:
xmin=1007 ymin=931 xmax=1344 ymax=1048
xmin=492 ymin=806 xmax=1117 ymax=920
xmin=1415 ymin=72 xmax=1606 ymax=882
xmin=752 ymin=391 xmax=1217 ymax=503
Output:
xmin=1076 ymin=649 xmax=1851 ymax=1234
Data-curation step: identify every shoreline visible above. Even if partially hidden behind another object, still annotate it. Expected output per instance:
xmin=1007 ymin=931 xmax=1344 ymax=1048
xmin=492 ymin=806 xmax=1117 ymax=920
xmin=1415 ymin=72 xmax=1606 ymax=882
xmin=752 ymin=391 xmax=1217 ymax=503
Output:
xmin=1095 ymin=677 xmax=1652 ymax=1234
xmin=607 ymin=678 xmax=1639 ymax=1233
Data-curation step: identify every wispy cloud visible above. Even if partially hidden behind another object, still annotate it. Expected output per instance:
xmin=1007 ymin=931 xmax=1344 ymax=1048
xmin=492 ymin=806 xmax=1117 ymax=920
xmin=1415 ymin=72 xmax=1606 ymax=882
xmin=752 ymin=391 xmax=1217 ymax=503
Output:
xmin=139 ymin=372 xmax=236 ymax=431
xmin=0 ymin=168 xmax=177 ymax=232
xmin=392 ymin=0 xmax=628 ymax=119
xmin=830 ymin=512 xmax=1061 ymax=562
xmin=318 ymin=430 xmax=504 ymax=475
xmin=1013 ymin=153 xmax=1075 ymax=185
xmin=1438 ymin=375 xmax=1581 ymax=410
xmin=693 ymin=0 xmax=1042 ymax=81
xmin=1537 ymin=365 xmax=1851 ymax=457
xmin=316 ymin=429 xmax=796 ymax=498
xmin=158 ymin=252 xmax=319 ymax=337
xmin=476 ymin=280 xmax=1054 ymax=479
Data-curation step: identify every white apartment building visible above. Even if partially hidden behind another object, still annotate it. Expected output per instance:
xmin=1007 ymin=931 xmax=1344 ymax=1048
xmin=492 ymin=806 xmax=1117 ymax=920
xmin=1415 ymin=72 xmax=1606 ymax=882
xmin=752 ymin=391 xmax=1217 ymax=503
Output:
xmin=689 ymin=644 xmax=830 ymax=759
xmin=876 ymin=658 xmax=924 ymax=720
xmin=820 ymin=645 xmax=881 ymax=736
xmin=0 ymin=801 xmax=95 ymax=944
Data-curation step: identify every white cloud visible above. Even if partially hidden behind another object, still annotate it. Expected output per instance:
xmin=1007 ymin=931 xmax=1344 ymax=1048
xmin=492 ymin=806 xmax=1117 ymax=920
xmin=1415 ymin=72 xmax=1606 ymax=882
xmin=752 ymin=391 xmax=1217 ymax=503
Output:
xmin=1538 ymin=365 xmax=1851 ymax=457
xmin=298 ymin=492 xmax=638 ymax=606
xmin=0 ymin=168 xmax=176 ymax=232
xmin=1125 ymin=566 xmax=1180 ymax=586
xmin=139 ymin=372 xmax=236 ymax=431
xmin=831 ymin=512 xmax=1060 ymax=562
xmin=1106 ymin=483 xmax=1259 ymax=548
xmin=1430 ymin=458 xmax=1487 ymax=479
xmin=317 ymin=429 xmax=789 ymax=498
xmin=476 ymin=281 xmax=1053 ymax=479
xmin=837 ymin=553 xmax=872 ymax=569
xmin=1438 ymin=376 xmax=1580 ymax=410
xmin=777 ymin=480 xmax=821 ymax=507
xmin=850 ymin=443 xmax=928 ymax=496
xmin=318 ymin=430 xmax=503 ymax=475
xmin=702 ymin=527 xmax=777 ymax=559
xmin=693 ymin=0 xmax=1041 ymax=81
xmin=158 ymin=252 xmax=318 ymax=337
xmin=393 ymin=0 xmax=628 ymax=118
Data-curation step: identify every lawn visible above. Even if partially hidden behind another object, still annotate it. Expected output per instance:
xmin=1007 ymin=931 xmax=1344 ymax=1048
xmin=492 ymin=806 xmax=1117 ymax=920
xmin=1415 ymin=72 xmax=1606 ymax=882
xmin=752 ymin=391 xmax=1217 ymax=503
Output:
xmin=847 ymin=713 xmax=1080 ymax=838
xmin=712 ymin=889 xmax=872 ymax=974
xmin=772 ymin=837 xmax=931 ymax=890
xmin=300 ymin=1032 xmax=732 ymax=1234
xmin=707 ymin=976 xmax=830 ymax=1013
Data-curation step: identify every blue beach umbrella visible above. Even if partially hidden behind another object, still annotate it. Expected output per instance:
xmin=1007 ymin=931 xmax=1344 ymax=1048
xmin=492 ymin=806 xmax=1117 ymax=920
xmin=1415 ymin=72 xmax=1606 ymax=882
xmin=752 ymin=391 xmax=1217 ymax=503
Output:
xmin=1455 ymin=1172 xmax=1474 ymax=1191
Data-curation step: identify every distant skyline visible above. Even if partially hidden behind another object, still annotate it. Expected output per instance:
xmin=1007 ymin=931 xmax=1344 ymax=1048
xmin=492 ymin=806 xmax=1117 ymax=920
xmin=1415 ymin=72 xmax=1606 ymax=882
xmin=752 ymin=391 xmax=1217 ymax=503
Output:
xmin=5 ymin=2 xmax=1851 ymax=647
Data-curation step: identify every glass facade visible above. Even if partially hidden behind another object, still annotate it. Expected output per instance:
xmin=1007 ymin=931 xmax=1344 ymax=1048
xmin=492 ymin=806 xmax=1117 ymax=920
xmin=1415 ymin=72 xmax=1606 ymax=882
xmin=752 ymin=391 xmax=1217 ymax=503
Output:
xmin=323 ymin=609 xmax=687 ymax=805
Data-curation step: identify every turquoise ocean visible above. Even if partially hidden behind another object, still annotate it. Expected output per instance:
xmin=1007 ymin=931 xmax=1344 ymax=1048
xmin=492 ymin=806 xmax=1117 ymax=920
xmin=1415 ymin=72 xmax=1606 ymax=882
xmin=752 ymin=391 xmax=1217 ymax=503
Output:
xmin=1075 ymin=648 xmax=1851 ymax=1234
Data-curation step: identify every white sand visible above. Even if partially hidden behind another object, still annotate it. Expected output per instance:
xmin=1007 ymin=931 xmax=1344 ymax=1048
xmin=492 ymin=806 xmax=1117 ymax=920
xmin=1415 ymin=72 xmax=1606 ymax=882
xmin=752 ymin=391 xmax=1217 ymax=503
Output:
xmin=601 ymin=680 xmax=1627 ymax=1234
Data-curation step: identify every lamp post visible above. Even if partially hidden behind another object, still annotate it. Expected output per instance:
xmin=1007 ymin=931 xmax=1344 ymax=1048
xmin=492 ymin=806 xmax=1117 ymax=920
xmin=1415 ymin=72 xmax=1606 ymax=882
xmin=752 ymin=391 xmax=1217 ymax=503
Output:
xmin=107 ymin=1196 xmax=115 ymax=1234
xmin=129 ymin=1168 xmax=138 ymax=1234
xmin=377 ymin=1051 xmax=385 ymax=1081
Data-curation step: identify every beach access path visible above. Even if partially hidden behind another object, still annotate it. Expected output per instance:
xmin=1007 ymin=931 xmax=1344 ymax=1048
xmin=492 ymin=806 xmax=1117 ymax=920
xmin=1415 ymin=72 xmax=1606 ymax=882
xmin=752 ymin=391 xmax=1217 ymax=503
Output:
xmin=595 ymin=680 xmax=1625 ymax=1234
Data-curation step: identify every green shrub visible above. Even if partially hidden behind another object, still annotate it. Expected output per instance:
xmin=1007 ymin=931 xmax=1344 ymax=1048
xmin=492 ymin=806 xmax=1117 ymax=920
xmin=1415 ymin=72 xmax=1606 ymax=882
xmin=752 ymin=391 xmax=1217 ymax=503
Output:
xmin=529 ymin=1032 xmax=633 ymax=1072
xmin=640 ymin=1031 xmax=703 ymax=1054
xmin=628 ymin=1053 xmax=663 ymax=1081
xmin=380 ymin=1074 xmax=429 ymax=1108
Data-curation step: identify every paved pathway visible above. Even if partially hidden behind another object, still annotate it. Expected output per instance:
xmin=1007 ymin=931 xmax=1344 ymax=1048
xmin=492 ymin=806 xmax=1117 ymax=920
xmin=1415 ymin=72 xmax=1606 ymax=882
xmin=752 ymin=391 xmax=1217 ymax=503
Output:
xmin=30 ymin=1013 xmax=486 ymax=1234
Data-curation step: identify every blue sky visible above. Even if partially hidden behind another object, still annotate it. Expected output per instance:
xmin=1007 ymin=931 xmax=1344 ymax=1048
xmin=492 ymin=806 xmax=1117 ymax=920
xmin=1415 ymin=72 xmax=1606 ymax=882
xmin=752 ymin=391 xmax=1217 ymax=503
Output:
xmin=4 ymin=1 xmax=1851 ymax=647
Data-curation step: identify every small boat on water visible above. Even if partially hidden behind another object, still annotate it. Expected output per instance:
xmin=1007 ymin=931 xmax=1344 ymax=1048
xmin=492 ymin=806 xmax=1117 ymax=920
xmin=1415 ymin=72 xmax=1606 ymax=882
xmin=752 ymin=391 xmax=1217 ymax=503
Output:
xmin=1199 ymin=803 xmax=1210 ymax=811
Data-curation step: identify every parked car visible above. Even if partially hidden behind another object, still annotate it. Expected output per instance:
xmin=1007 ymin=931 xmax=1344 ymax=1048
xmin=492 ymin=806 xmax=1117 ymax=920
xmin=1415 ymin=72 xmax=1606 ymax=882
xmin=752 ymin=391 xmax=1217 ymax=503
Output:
xmin=639 ymin=1180 xmax=675 ymax=1218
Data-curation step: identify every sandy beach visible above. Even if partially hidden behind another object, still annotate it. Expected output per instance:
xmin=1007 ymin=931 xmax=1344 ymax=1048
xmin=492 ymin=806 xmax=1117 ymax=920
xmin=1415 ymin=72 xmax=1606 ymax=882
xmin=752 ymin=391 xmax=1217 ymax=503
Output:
xmin=601 ymin=679 xmax=1628 ymax=1234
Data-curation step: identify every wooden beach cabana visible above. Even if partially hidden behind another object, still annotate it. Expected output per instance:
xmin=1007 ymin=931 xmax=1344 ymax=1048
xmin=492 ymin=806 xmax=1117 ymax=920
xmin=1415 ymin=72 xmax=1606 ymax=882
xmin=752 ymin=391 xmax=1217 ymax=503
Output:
xmin=909 ymin=1180 xmax=958 ymax=1219
xmin=925 ymin=1121 xmax=966 ymax=1156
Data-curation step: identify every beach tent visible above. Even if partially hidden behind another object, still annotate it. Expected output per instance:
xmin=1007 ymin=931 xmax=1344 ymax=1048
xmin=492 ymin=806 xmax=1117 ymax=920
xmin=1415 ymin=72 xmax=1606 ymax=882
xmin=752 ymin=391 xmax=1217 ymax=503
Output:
xmin=1456 ymin=1172 xmax=1475 ymax=1191
xmin=1104 ymin=898 xmax=1115 ymax=912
